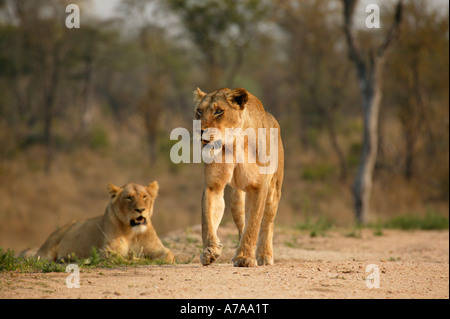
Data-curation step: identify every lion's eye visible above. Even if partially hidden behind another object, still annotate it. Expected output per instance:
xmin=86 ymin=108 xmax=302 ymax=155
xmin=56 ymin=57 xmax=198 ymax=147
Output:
xmin=214 ymin=108 xmax=223 ymax=117
xmin=126 ymin=196 xmax=133 ymax=201
xmin=143 ymin=195 xmax=148 ymax=200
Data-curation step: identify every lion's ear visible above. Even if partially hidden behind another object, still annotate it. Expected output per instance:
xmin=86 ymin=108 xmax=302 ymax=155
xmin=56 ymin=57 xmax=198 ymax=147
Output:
xmin=226 ymin=88 xmax=248 ymax=110
xmin=193 ymin=87 xmax=207 ymax=104
xmin=147 ymin=181 xmax=159 ymax=199
xmin=107 ymin=183 xmax=121 ymax=198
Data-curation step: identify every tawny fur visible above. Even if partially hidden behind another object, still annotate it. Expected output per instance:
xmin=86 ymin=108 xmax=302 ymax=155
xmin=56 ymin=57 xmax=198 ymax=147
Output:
xmin=35 ymin=182 xmax=174 ymax=263
xmin=194 ymin=87 xmax=284 ymax=267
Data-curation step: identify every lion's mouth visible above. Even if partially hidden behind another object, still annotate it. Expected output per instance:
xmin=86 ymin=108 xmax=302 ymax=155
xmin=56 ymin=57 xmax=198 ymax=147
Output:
xmin=130 ymin=216 xmax=147 ymax=227
xmin=202 ymin=139 xmax=223 ymax=148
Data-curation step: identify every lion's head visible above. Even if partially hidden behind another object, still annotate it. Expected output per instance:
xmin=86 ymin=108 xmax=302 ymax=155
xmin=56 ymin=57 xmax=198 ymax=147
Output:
xmin=193 ymin=87 xmax=249 ymax=146
xmin=107 ymin=181 xmax=159 ymax=233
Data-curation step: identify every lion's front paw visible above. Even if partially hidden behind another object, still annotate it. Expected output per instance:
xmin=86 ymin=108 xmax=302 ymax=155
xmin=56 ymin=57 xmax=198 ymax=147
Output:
xmin=200 ymin=245 xmax=222 ymax=266
xmin=233 ymin=256 xmax=257 ymax=267
xmin=257 ymin=254 xmax=274 ymax=266
xmin=164 ymin=250 xmax=175 ymax=263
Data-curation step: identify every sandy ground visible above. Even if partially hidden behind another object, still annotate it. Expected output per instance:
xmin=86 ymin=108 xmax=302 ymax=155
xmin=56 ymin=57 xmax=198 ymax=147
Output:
xmin=0 ymin=225 xmax=448 ymax=299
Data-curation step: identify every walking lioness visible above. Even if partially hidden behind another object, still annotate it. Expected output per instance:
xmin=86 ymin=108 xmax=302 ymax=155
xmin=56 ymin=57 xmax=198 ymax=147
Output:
xmin=194 ymin=87 xmax=284 ymax=267
xmin=35 ymin=182 xmax=174 ymax=263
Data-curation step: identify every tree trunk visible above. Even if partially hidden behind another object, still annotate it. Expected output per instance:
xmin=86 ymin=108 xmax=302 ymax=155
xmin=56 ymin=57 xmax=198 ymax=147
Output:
xmin=43 ymin=92 xmax=55 ymax=174
xmin=206 ymin=58 xmax=222 ymax=92
xmin=139 ymin=27 xmax=164 ymax=165
xmin=43 ymin=48 xmax=61 ymax=174
xmin=342 ymin=0 xmax=403 ymax=224
xmin=326 ymin=106 xmax=348 ymax=180
xmin=79 ymin=54 xmax=94 ymax=144
xmin=141 ymin=89 xmax=162 ymax=165
xmin=352 ymin=71 xmax=382 ymax=223
xmin=404 ymin=125 xmax=415 ymax=180
xmin=403 ymin=57 xmax=425 ymax=180
xmin=145 ymin=99 xmax=161 ymax=164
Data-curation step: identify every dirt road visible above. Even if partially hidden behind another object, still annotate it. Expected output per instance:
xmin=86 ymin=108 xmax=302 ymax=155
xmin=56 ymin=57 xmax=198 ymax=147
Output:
xmin=0 ymin=225 xmax=448 ymax=299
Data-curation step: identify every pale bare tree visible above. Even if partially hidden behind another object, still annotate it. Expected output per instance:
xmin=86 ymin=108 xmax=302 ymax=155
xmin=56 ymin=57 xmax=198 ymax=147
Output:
xmin=342 ymin=0 xmax=403 ymax=223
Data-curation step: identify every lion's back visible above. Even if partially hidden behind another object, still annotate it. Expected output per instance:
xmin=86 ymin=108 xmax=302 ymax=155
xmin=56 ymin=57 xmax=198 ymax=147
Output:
xmin=35 ymin=217 xmax=104 ymax=261
xmin=58 ymin=217 xmax=104 ymax=260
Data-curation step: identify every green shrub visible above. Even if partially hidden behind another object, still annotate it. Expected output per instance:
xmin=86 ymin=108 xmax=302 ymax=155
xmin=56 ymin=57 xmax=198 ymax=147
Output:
xmin=0 ymin=248 xmax=17 ymax=271
xmin=382 ymin=211 xmax=449 ymax=230
xmin=296 ymin=216 xmax=333 ymax=237
xmin=0 ymin=247 xmax=171 ymax=273
xmin=0 ymin=248 xmax=64 ymax=273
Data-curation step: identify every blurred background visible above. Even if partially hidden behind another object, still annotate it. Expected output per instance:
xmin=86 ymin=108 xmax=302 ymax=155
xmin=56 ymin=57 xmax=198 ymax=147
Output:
xmin=0 ymin=0 xmax=448 ymax=252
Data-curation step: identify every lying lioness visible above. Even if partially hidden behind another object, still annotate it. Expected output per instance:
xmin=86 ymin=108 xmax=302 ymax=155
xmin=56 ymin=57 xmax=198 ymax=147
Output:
xmin=35 ymin=181 xmax=174 ymax=263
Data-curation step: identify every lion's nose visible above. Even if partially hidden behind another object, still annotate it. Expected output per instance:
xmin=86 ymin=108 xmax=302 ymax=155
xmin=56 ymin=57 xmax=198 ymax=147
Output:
xmin=135 ymin=208 xmax=145 ymax=214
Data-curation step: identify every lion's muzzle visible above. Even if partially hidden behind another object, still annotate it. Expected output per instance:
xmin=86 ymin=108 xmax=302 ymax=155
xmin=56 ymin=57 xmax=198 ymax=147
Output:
xmin=130 ymin=216 xmax=147 ymax=227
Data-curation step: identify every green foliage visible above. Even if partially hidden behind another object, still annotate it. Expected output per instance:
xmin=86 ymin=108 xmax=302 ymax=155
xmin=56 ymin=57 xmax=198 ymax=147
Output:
xmin=296 ymin=216 xmax=333 ymax=237
xmin=380 ymin=211 xmax=449 ymax=230
xmin=0 ymin=248 xmax=17 ymax=271
xmin=284 ymin=236 xmax=301 ymax=248
xmin=345 ymin=225 xmax=362 ymax=238
xmin=373 ymin=227 xmax=384 ymax=237
xmin=167 ymin=0 xmax=268 ymax=89
xmin=0 ymin=248 xmax=64 ymax=273
xmin=0 ymin=246 xmax=173 ymax=273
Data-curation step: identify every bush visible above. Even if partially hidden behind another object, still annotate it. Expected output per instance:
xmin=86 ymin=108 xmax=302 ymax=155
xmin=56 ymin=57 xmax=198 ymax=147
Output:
xmin=0 ymin=248 xmax=64 ymax=273
xmin=296 ymin=216 xmax=333 ymax=237
xmin=381 ymin=211 xmax=449 ymax=230
xmin=0 ymin=248 xmax=17 ymax=271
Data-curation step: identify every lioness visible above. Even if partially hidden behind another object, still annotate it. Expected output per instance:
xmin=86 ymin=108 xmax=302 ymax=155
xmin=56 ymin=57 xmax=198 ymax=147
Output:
xmin=194 ymin=87 xmax=284 ymax=267
xmin=35 ymin=182 xmax=174 ymax=263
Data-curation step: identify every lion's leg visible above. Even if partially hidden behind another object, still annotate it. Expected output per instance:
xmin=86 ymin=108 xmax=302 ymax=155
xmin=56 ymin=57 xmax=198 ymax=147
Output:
xmin=230 ymin=187 xmax=245 ymax=240
xmin=139 ymin=226 xmax=175 ymax=263
xmin=232 ymin=184 xmax=268 ymax=267
xmin=256 ymin=185 xmax=280 ymax=266
xmin=200 ymin=186 xmax=226 ymax=265
xmin=200 ymin=162 xmax=234 ymax=266
xmin=103 ymin=237 xmax=129 ymax=257
xmin=144 ymin=245 xmax=175 ymax=263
